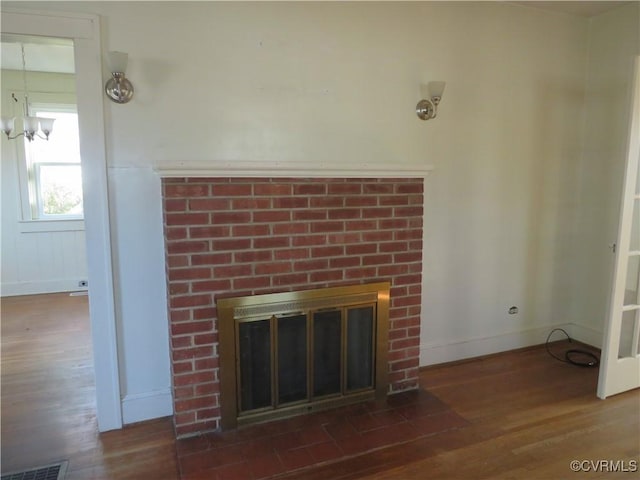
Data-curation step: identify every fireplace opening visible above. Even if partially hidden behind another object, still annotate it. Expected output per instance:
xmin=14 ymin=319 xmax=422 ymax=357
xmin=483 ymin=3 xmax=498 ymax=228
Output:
xmin=217 ymin=282 xmax=390 ymax=429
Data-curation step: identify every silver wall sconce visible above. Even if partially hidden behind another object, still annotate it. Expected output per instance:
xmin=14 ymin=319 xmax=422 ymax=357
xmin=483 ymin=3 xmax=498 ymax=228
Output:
xmin=105 ymin=51 xmax=134 ymax=104
xmin=416 ymin=81 xmax=446 ymax=120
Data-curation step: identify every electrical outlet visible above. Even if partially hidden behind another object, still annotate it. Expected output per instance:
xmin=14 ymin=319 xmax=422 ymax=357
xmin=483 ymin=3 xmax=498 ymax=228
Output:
xmin=508 ymin=306 xmax=518 ymax=314
xmin=78 ymin=280 xmax=88 ymax=288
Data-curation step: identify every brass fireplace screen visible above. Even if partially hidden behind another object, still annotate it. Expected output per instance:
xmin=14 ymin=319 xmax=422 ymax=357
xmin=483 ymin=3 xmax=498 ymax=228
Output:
xmin=217 ymin=282 xmax=390 ymax=429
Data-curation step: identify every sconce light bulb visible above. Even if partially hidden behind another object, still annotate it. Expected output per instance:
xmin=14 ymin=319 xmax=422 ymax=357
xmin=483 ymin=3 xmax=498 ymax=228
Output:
xmin=108 ymin=51 xmax=129 ymax=74
xmin=428 ymin=81 xmax=446 ymax=98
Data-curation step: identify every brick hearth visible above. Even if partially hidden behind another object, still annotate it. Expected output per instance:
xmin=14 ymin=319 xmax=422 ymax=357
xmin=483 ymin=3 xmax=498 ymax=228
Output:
xmin=162 ymin=177 xmax=424 ymax=437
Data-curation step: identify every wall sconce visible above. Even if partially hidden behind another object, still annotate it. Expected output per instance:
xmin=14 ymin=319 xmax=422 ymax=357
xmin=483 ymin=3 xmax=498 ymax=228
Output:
xmin=105 ymin=51 xmax=134 ymax=104
xmin=416 ymin=81 xmax=446 ymax=120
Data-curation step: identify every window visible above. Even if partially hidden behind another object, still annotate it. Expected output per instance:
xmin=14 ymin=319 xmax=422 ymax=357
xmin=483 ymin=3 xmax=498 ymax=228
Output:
xmin=24 ymin=104 xmax=83 ymax=219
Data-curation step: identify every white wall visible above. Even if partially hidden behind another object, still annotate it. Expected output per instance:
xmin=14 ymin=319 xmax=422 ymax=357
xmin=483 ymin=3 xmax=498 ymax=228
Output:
xmin=417 ymin=4 xmax=591 ymax=363
xmin=1 ymin=70 xmax=88 ymax=296
xmin=570 ymin=2 xmax=640 ymax=346
xmin=4 ymin=1 xmax=637 ymax=423
xmin=107 ymin=166 xmax=172 ymax=423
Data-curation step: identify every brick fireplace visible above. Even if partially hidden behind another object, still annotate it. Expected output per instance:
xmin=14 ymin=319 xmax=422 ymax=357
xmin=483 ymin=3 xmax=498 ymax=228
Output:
xmin=162 ymin=177 xmax=424 ymax=437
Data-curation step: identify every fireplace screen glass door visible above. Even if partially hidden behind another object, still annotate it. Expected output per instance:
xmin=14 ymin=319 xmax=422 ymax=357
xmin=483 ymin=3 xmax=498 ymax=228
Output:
xmin=237 ymin=306 xmax=374 ymax=413
xmin=219 ymin=283 xmax=389 ymax=428
xmin=278 ymin=314 xmax=307 ymax=404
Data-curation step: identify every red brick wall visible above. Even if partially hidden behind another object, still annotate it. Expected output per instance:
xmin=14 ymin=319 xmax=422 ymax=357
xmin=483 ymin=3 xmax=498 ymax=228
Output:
xmin=162 ymin=177 xmax=424 ymax=437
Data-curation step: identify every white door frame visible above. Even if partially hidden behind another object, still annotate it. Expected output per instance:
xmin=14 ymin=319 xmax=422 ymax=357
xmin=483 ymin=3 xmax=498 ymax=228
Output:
xmin=597 ymin=56 xmax=640 ymax=399
xmin=1 ymin=9 xmax=123 ymax=430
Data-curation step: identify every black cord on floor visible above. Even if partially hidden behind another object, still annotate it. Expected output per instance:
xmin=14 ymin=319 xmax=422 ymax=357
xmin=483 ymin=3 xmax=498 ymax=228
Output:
xmin=545 ymin=328 xmax=600 ymax=368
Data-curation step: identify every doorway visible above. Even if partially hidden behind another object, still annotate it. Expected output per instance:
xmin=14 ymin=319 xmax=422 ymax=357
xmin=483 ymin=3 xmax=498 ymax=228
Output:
xmin=0 ymin=34 xmax=98 ymax=469
xmin=1 ymin=34 xmax=87 ymax=295
xmin=1 ymin=9 xmax=122 ymax=431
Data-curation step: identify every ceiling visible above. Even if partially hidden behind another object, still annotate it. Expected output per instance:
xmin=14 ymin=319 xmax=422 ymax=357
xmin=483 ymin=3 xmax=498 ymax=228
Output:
xmin=0 ymin=2 xmax=632 ymax=75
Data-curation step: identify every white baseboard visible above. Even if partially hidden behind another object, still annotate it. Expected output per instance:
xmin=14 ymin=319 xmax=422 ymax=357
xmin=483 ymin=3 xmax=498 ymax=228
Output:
xmin=1 ymin=279 xmax=88 ymax=297
xmin=419 ymin=323 xmax=575 ymax=366
xmin=121 ymin=388 xmax=174 ymax=425
xmin=567 ymin=323 xmax=603 ymax=348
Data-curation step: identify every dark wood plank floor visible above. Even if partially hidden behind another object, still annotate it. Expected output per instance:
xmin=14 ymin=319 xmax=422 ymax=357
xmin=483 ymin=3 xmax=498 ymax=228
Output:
xmin=0 ymin=293 xmax=179 ymax=479
xmin=1 ymin=292 xmax=638 ymax=479
xmin=294 ymin=344 xmax=640 ymax=480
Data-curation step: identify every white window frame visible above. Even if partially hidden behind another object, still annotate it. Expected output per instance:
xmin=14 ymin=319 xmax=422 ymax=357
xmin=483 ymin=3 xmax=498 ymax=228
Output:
xmin=11 ymin=94 xmax=85 ymax=230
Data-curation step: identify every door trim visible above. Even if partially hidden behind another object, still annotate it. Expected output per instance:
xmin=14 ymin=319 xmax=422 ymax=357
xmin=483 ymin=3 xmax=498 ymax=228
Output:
xmin=597 ymin=56 xmax=640 ymax=399
xmin=1 ymin=9 xmax=123 ymax=430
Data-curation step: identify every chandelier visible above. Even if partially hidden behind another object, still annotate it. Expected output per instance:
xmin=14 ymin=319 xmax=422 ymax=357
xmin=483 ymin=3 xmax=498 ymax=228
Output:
xmin=0 ymin=43 xmax=54 ymax=142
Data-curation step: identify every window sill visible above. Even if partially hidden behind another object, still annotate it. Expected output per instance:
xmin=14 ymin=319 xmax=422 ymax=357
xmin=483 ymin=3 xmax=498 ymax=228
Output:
xmin=19 ymin=219 xmax=85 ymax=233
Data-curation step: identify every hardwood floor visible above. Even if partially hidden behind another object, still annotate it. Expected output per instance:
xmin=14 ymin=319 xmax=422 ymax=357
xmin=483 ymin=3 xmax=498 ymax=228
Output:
xmin=297 ymin=345 xmax=640 ymax=480
xmin=0 ymin=293 xmax=179 ymax=479
xmin=1 ymin=292 xmax=638 ymax=479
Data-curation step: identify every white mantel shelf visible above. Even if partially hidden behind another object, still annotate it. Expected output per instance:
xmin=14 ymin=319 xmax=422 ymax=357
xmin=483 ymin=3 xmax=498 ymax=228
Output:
xmin=154 ymin=162 xmax=434 ymax=179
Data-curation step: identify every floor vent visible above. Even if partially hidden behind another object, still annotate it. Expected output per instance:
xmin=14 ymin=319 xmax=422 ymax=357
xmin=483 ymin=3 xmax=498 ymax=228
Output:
xmin=1 ymin=461 xmax=68 ymax=480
